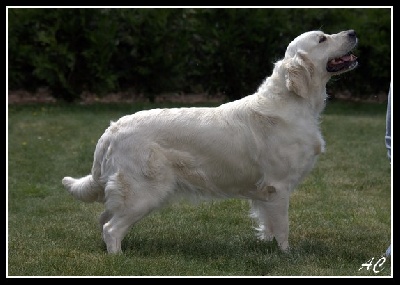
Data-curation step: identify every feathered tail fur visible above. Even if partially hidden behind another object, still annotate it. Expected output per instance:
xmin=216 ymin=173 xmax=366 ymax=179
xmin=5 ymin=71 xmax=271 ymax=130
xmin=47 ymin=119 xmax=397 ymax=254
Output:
xmin=62 ymin=175 xmax=104 ymax=203
xmin=62 ymin=123 xmax=113 ymax=203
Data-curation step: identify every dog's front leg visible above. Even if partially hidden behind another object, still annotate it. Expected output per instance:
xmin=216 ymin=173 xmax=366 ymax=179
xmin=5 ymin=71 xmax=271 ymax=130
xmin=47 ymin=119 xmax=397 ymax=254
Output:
xmin=250 ymin=185 xmax=290 ymax=252
xmin=266 ymin=197 xmax=290 ymax=252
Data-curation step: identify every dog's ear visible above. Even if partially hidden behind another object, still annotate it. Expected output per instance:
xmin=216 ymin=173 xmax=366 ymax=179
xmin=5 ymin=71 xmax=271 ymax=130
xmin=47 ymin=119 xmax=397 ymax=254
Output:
xmin=284 ymin=51 xmax=315 ymax=98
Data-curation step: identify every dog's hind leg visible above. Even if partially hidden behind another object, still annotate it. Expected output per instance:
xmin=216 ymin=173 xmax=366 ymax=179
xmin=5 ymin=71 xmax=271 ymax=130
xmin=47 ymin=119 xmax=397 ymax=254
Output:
xmin=102 ymin=207 xmax=153 ymax=254
xmin=101 ymin=192 xmax=164 ymax=254
xmin=250 ymin=185 xmax=290 ymax=251
xmin=99 ymin=210 xmax=112 ymax=231
xmin=101 ymin=171 xmax=173 ymax=253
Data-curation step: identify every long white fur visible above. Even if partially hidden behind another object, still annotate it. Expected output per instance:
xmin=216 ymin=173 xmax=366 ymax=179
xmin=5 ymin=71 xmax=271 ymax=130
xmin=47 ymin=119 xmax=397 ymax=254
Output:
xmin=62 ymin=30 xmax=358 ymax=254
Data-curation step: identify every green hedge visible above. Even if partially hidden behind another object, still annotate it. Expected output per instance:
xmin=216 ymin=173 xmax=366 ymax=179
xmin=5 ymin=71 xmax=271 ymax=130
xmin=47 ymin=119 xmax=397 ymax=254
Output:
xmin=8 ymin=8 xmax=391 ymax=102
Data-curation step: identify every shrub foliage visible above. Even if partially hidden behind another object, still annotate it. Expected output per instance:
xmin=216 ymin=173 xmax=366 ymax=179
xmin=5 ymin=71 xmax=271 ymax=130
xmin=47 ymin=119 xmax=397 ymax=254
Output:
xmin=8 ymin=8 xmax=391 ymax=102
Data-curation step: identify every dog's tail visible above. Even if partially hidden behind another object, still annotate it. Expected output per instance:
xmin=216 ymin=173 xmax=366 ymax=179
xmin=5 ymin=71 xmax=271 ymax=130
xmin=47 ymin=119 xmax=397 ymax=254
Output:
xmin=62 ymin=123 xmax=114 ymax=203
xmin=62 ymin=175 xmax=104 ymax=203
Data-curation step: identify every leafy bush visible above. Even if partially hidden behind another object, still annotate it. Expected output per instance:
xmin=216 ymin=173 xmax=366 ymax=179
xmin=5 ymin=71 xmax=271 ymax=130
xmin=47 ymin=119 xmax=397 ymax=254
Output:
xmin=8 ymin=8 xmax=391 ymax=102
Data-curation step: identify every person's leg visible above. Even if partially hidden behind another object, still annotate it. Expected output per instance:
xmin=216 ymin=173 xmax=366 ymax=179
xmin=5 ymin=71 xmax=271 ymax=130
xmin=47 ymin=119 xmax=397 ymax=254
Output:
xmin=385 ymin=83 xmax=391 ymax=257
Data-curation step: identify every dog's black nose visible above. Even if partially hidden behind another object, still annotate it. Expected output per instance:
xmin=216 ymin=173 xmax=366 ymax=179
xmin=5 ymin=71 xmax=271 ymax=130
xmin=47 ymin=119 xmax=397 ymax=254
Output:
xmin=348 ymin=30 xmax=357 ymax=38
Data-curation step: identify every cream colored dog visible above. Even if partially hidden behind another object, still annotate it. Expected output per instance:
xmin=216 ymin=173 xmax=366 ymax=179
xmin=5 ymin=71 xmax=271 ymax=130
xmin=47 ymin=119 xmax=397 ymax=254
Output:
xmin=62 ymin=30 xmax=358 ymax=254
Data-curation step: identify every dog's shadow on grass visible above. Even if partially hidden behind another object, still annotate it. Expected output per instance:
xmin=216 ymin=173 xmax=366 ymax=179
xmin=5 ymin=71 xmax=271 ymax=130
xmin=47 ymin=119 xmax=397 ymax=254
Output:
xmin=94 ymin=215 xmax=350 ymax=262
xmin=95 ymin=229 xmax=392 ymax=276
xmin=105 ymin=231 xmax=381 ymax=265
xmin=105 ymin=231 xmax=331 ymax=262
xmin=103 ymin=231 xmax=282 ymax=260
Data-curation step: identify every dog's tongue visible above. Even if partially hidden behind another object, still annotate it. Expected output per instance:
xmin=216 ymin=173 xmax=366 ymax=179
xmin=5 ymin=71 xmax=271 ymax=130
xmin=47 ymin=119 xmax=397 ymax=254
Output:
xmin=327 ymin=52 xmax=358 ymax=72
xmin=342 ymin=54 xmax=357 ymax=62
xmin=331 ymin=53 xmax=357 ymax=64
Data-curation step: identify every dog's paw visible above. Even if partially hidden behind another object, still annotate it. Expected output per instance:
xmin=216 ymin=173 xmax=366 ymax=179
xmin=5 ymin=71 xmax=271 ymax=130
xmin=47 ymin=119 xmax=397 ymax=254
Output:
xmin=254 ymin=225 xmax=274 ymax=242
xmin=278 ymin=241 xmax=290 ymax=253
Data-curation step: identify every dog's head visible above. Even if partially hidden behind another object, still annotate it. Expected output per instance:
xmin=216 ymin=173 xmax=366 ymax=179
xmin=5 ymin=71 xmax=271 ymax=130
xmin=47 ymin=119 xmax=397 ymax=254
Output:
xmin=283 ymin=30 xmax=358 ymax=98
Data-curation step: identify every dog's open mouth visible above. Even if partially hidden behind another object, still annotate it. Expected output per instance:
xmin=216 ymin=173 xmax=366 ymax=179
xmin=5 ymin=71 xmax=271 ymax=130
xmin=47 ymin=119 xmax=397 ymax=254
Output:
xmin=326 ymin=52 xmax=358 ymax=73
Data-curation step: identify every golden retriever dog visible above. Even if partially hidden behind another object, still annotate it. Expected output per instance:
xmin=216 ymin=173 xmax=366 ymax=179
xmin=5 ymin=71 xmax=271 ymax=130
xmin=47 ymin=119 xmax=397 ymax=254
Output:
xmin=62 ymin=30 xmax=358 ymax=254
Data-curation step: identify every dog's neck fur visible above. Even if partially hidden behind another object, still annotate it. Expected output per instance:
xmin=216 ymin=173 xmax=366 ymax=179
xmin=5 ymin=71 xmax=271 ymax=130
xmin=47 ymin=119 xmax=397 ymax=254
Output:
xmin=256 ymin=61 xmax=329 ymax=118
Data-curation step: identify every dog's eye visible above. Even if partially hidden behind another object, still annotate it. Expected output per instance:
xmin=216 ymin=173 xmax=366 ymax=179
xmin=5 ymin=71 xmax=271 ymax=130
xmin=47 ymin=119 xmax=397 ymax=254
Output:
xmin=319 ymin=35 xmax=327 ymax=43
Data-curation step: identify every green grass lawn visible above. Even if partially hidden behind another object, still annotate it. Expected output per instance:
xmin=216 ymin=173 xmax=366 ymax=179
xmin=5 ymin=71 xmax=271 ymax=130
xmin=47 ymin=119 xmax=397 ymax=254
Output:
xmin=7 ymin=100 xmax=392 ymax=277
